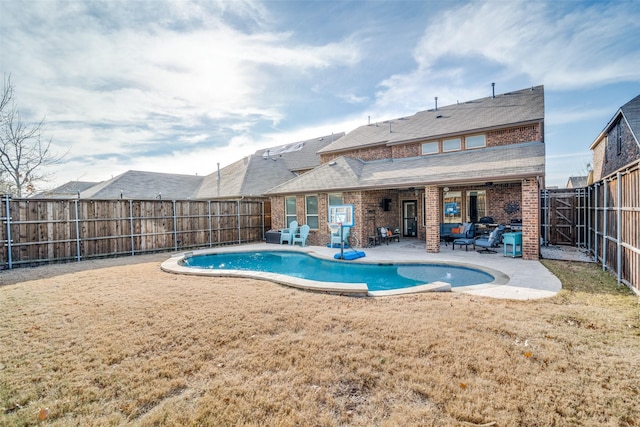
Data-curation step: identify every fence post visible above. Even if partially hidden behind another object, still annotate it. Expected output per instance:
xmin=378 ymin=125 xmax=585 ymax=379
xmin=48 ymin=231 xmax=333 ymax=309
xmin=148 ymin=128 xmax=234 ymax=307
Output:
xmin=616 ymin=172 xmax=622 ymax=285
xmin=208 ymin=200 xmax=212 ymax=247
xmin=4 ymin=194 xmax=12 ymax=269
xmin=129 ymin=199 xmax=135 ymax=256
xmin=74 ymin=199 xmax=81 ymax=262
xmin=173 ymin=200 xmax=178 ymax=252
xmin=593 ymin=184 xmax=600 ymax=262
xmin=603 ymin=181 xmax=608 ymax=271
xmin=237 ymin=200 xmax=241 ymax=244
xmin=587 ymin=186 xmax=591 ymax=254
xmin=261 ymin=201 xmax=265 ymax=241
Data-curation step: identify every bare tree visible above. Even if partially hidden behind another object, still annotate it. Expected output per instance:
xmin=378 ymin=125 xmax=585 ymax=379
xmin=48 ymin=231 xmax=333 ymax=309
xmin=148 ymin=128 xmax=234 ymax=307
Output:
xmin=0 ymin=75 xmax=64 ymax=197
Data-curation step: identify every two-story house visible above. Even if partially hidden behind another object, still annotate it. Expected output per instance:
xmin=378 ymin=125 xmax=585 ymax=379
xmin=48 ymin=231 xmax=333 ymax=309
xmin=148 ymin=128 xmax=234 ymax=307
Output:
xmin=266 ymin=86 xmax=545 ymax=260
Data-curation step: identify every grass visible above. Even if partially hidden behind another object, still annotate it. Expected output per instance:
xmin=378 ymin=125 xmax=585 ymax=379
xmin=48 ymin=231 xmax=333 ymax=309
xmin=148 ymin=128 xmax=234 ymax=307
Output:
xmin=1 ymin=255 xmax=639 ymax=426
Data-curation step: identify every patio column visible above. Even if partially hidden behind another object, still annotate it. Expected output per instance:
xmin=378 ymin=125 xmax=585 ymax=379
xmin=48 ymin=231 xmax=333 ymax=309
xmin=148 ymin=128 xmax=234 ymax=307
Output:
xmin=425 ymin=185 xmax=440 ymax=253
xmin=521 ymin=178 xmax=540 ymax=260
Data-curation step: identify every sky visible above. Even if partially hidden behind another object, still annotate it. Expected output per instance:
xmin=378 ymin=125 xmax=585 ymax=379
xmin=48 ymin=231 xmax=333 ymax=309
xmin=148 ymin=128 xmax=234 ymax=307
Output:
xmin=1 ymin=0 xmax=639 ymax=190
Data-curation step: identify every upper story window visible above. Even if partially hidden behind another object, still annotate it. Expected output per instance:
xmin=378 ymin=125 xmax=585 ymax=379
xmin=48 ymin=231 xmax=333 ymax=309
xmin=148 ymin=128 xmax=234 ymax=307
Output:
xmin=328 ymin=193 xmax=343 ymax=206
xmin=305 ymin=195 xmax=319 ymax=229
xmin=465 ymin=134 xmax=486 ymax=149
xmin=421 ymin=141 xmax=438 ymax=155
xmin=285 ymin=196 xmax=296 ymax=227
xmin=616 ymin=120 xmax=623 ymax=154
xmin=442 ymin=138 xmax=461 ymax=152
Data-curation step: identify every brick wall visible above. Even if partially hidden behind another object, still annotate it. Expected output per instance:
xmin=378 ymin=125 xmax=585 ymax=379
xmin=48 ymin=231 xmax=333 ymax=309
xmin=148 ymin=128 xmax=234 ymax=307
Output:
xmin=521 ymin=178 xmax=540 ymax=260
xmin=592 ymin=141 xmax=605 ymax=182
xmin=487 ymin=123 xmax=541 ymax=147
xmin=320 ymin=145 xmax=392 ymax=164
xmin=391 ymin=143 xmax=421 ymax=158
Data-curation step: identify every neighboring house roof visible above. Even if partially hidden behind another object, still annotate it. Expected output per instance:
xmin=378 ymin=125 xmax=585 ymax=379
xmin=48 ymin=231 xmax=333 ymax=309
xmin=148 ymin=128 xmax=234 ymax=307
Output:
xmin=36 ymin=181 xmax=98 ymax=198
xmin=266 ymin=142 xmax=545 ymax=195
xmin=80 ymin=170 xmax=204 ymax=200
xmin=50 ymin=133 xmax=343 ymax=200
xmin=318 ymin=86 xmax=544 ymax=154
xmin=590 ymin=93 xmax=640 ymax=150
xmin=566 ymin=176 xmax=587 ymax=188
xmin=196 ymin=132 xmax=344 ymax=199
xmin=621 ymin=94 xmax=640 ymax=146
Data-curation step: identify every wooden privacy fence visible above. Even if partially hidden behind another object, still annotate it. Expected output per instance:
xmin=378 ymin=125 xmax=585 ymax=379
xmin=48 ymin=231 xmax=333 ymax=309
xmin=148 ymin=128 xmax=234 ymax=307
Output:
xmin=1 ymin=196 xmax=266 ymax=269
xmin=542 ymin=162 xmax=639 ymax=292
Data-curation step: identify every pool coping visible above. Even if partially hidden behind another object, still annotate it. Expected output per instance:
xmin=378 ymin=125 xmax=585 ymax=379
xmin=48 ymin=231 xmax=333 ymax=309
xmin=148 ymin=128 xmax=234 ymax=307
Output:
xmin=161 ymin=245 xmax=511 ymax=297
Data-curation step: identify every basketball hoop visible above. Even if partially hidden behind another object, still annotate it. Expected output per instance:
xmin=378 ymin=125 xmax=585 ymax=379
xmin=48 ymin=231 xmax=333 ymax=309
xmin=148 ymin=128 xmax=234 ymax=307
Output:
xmin=328 ymin=222 xmax=342 ymax=234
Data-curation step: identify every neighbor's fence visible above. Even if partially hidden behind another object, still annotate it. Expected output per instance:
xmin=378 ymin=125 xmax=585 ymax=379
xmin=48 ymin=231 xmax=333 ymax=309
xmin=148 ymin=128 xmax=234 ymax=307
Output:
xmin=0 ymin=196 xmax=266 ymax=269
xmin=542 ymin=162 xmax=639 ymax=292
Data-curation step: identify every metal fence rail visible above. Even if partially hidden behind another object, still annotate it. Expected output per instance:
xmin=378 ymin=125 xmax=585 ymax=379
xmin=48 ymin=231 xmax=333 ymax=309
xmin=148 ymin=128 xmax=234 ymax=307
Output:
xmin=1 ymin=196 xmax=266 ymax=269
xmin=541 ymin=161 xmax=639 ymax=293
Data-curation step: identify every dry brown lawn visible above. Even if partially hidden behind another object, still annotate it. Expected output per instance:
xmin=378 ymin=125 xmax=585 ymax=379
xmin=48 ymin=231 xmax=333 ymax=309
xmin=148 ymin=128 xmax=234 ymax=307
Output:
xmin=1 ymin=254 xmax=639 ymax=426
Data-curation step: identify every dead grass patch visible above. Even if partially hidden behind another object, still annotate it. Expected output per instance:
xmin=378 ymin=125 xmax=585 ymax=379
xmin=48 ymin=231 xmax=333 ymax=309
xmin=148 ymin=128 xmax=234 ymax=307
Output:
xmin=1 ymin=255 xmax=639 ymax=426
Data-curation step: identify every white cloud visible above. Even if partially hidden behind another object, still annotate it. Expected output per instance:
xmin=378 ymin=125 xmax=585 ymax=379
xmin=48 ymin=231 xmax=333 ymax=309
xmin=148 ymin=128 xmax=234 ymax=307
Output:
xmin=374 ymin=0 xmax=640 ymax=111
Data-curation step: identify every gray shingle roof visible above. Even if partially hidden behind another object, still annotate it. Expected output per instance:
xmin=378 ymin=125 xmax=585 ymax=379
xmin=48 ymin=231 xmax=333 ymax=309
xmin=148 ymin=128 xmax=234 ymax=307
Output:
xmin=68 ymin=133 xmax=343 ymax=200
xmin=318 ymin=86 xmax=544 ymax=154
xmin=621 ymin=94 xmax=640 ymax=146
xmin=196 ymin=133 xmax=344 ymax=199
xmin=80 ymin=170 xmax=204 ymax=200
xmin=37 ymin=181 xmax=99 ymax=198
xmin=266 ymin=142 xmax=545 ymax=195
xmin=566 ymin=176 xmax=588 ymax=188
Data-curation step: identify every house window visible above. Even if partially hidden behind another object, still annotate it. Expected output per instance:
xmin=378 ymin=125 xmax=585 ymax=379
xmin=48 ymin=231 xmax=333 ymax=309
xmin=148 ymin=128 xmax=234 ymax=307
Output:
xmin=328 ymin=193 xmax=343 ymax=206
xmin=285 ymin=196 xmax=296 ymax=227
xmin=305 ymin=195 xmax=319 ymax=229
xmin=466 ymin=190 xmax=486 ymax=223
xmin=465 ymin=134 xmax=486 ymax=149
xmin=616 ymin=121 xmax=622 ymax=154
xmin=421 ymin=141 xmax=438 ymax=155
xmin=443 ymin=191 xmax=462 ymax=223
xmin=442 ymin=138 xmax=461 ymax=152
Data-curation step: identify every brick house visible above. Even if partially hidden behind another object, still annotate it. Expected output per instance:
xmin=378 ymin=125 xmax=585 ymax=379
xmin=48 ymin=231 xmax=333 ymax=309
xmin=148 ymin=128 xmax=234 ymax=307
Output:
xmin=589 ymin=94 xmax=640 ymax=182
xmin=266 ymin=86 xmax=545 ymax=260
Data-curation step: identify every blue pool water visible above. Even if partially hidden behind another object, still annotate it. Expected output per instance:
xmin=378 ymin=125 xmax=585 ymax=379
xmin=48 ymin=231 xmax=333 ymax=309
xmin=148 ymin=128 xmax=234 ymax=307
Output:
xmin=181 ymin=251 xmax=494 ymax=291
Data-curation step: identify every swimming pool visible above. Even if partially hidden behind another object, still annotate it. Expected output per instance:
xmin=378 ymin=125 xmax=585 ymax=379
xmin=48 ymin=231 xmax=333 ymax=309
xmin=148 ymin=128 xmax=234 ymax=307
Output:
xmin=167 ymin=250 xmax=497 ymax=295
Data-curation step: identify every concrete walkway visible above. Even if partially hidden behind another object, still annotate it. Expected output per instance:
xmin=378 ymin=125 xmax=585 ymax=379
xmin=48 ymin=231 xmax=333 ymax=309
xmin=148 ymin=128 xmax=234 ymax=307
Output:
xmin=166 ymin=240 xmax=563 ymax=300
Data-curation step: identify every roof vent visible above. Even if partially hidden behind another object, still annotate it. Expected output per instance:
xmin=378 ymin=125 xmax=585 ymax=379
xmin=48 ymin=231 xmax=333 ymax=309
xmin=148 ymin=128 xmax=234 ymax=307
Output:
xmin=434 ymin=96 xmax=438 ymax=111
xmin=329 ymin=161 xmax=336 ymax=166
xmin=491 ymin=82 xmax=495 ymax=98
xmin=436 ymin=114 xmax=443 ymax=119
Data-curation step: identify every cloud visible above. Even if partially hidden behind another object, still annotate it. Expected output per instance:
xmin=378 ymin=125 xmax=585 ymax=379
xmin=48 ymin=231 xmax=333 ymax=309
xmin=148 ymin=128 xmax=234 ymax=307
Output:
xmin=1 ymin=0 xmax=367 ymax=186
xmin=374 ymin=0 xmax=640 ymax=111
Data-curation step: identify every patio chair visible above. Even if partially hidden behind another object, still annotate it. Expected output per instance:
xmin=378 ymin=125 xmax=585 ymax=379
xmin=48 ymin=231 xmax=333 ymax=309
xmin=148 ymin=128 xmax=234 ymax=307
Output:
xmin=330 ymin=225 xmax=350 ymax=247
xmin=280 ymin=220 xmax=298 ymax=245
xmin=474 ymin=225 xmax=505 ymax=254
xmin=292 ymin=224 xmax=310 ymax=247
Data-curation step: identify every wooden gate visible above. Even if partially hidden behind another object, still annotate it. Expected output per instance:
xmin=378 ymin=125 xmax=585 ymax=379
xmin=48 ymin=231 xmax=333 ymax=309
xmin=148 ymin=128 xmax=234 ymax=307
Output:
xmin=541 ymin=189 xmax=580 ymax=245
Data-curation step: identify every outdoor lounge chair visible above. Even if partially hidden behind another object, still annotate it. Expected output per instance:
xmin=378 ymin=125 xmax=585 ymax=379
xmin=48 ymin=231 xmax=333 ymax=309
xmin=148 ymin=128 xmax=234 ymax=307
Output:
xmin=474 ymin=225 xmax=505 ymax=254
xmin=292 ymin=224 xmax=310 ymax=247
xmin=280 ymin=220 xmax=298 ymax=245
xmin=330 ymin=225 xmax=350 ymax=247
xmin=379 ymin=226 xmax=400 ymax=245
